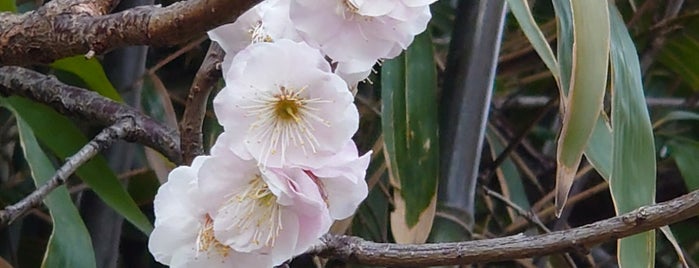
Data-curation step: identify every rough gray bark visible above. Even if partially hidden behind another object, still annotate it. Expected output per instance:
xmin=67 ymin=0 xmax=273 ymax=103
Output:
xmin=0 ymin=120 xmax=135 ymax=225
xmin=0 ymin=0 xmax=261 ymax=65
xmin=180 ymin=42 xmax=224 ymax=164
xmin=316 ymin=188 xmax=699 ymax=266
xmin=0 ymin=66 xmax=181 ymax=164
xmin=80 ymin=2 xmax=153 ymax=265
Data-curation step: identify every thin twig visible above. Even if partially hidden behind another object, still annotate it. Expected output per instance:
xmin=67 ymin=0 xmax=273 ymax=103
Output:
xmin=482 ymin=186 xmax=549 ymax=232
xmin=0 ymin=119 xmax=134 ymax=225
xmin=482 ymin=97 xmax=558 ymax=183
xmin=482 ymin=186 xmax=579 ymax=267
xmin=0 ymin=66 xmax=182 ymax=164
xmin=313 ymin=188 xmax=699 ymax=266
xmin=640 ymin=0 xmax=685 ymax=73
xmin=506 ymin=179 xmax=608 ymax=235
xmin=180 ymin=42 xmax=225 ymax=164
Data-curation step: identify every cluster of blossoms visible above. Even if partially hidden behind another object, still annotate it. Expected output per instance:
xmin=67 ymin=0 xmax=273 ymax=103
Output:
xmin=148 ymin=0 xmax=434 ymax=267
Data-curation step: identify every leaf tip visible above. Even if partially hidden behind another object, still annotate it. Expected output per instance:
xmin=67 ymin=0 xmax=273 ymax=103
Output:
xmin=555 ymin=164 xmax=576 ymax=217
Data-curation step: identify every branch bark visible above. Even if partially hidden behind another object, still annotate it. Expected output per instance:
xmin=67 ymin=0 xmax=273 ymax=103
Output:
xmin=315 ymin=189 xmax=699 ymax=266
xmin=0 ymin=0 xmax=261 ymax=65
xmin=0 ymin=120 xmax=134 ymax=225
xmin=180 ymin=42 xmax=224 ymax=164
xmin=0 ymin=66 xmax=182 ymax=164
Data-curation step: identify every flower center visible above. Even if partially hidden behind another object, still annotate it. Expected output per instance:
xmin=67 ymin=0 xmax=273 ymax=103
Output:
xmin=220 ymin=175 xmax=283 ymax=250
xmin=248 ymin=20 xmax=273 ymax=44
xmin=242 ymin=85 xmax=331 ymax=165
xmin=196 ymin=215 xmax=231 ymax=258
xmin=336 ymin=0 xmax=361 ymax=20
xmin=273 ymin=87 xmax=302 ymax=122
xmin=343 ymin=0 xmax=359 ymax=13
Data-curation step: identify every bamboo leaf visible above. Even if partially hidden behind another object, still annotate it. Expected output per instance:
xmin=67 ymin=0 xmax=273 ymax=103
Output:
xmin=486 ymin=127 xmax=530 ymax=221
xmin=652 ymin=111 xmax=699 ymax=129
xmin=506 ymin=0 xmax=559 ymax=81
xmin=1 ymin=99 xmax=96 ymax=268
xmin=382 ymin=30 xmax=439 ymax=235
xmin=6 ymin=96 xmax=153 ymax=234
xmin=555 ymin=0 xmax=610 ymax=214
xmin=609 ymin=6 xmax=656 ymax=268
xmin=659 ymin=226 xmax=690 ymax=268
xmin=551 ymin=0 xmax=574 ymax=94
xmin=667 ymin=138 xmax=699 ymax=191
xmin=658 ymin=33 xmax=699 ymax=91
xmin=51 ymin=56 xmax=123 ymax=102
xmin=584 ymin=114 xmax=613 ymax=180
xmin=0 ymin=0 xmax=15 ymax=12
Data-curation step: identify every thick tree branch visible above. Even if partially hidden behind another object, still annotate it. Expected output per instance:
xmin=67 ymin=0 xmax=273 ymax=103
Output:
xmin=54 ymin=0 xmax=121 ymax=15
xmin=180 ymin=42 xmax=224 ymax=164
xmin=0 ymin=66 xmax=182 ymax=164
xmin=0 ymin=0 xmax=261 ymax=65
xmin=315 ymin=189 xmax=699 ymax=266
xmin=0 ymin=120 xmax=133 ymax=225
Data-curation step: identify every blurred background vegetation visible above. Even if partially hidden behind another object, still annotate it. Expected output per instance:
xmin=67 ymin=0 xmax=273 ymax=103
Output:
xmin=2 ymin=0 xmax=699 ymax=267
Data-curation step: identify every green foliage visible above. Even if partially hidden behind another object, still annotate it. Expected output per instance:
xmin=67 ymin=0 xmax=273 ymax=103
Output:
xmin=555 ymin=0 xmax=610 ymax=213
xmin=609 ymin=6 xmax=657 ymax=267
xmin=51 ymin=56 xmax=123 ymax=102
xmin=668 ymin=138 xmax=699 ymax=191
xmin=381 ymin=30 xmax=439 ymax=227
xmin=6 ymin=97 xmax=153 ymax=234
xmin=1 ymin=100 xmax=96 ymax=268
xmin=0 ymin=0 xmax=15 ymax=12
xmin=5 ymin=0 xmax=699 ymax=266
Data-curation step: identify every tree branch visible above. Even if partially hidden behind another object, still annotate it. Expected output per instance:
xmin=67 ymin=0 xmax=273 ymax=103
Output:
xmin=0 ymin=119 xmax=133 ymax=225
xmin=0 ymin=66 xmax=182 ymax=164
xmin=0 ymin=0 xmax=261 ymax=65
xmin=315 ymin=189 xmax=699 ymax=266
xmin=180 ymin=42 xmax=224 ymax=164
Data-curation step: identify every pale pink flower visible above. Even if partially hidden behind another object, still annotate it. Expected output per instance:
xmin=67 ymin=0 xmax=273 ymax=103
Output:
xmin=213 ymin=40 xmax=359 ymax=169
xmin=289 ymin=0 xmax=434 ymax=84
xmin=208 ymin=0 xmax=300 ymax=74
xmin=148 ymin=156 xmax=275 ymax=268
xmin=305 ymin=141 xmax=371 ymax=219
xmin=198 ymin=133 xmax=334 ymax=265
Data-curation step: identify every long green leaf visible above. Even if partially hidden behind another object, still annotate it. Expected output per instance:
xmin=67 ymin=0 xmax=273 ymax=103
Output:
xmin=486 ymin=127 xmax=530 ymax=218
xmin=51 ymin=56 xmax=123 ymax=102
xmin=668 ymin=138 xmax=699 ymax=191
xmin=7 ymin=96 xmax=153 ymax=234
xmin=0 ymin=0 xmax=15 ymax=12
xmin=551 ymin=0 xmax=574 ymax=94
xmin=584 ymin=114 xmax=613 ymax=180
xmin=609 ymin=6 xmax=656 ymax=268
xmin=653 ymin=111 xmax=699 ymax=129
xmin=657 ymin=33 xmax=699 ymax=91
xmin=506 ymin=0 xmax=559 ymax=81
xmin=1 ymin=100 xmax=96 ymax=268
xmin=555 ymin=0 xmax=610 ymax=214
xmin=382 ymin=30 xmax=439 ymax=228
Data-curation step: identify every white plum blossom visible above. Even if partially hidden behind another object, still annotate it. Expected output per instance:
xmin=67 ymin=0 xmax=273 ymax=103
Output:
xmin=148 ymin=156 xmax=275 ymax=268
xmin=147 ymin=0 xmax=440 ymax=264
xmin=289 ymin=0 xmax=435 ymax=85
xmin=304 ymin=141 xmax=371 ymax=219
xmin=197 ymin=133 xmax=334 ymax=265
xmin=208 ymin=0 xmax=300 ymax=74
xmin=213 ymin=39 xmax=359 ymax=169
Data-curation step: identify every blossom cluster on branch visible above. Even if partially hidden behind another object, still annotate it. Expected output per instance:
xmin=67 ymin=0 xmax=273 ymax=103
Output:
xmin=147 ymin=0 xmax=434 ymax=267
